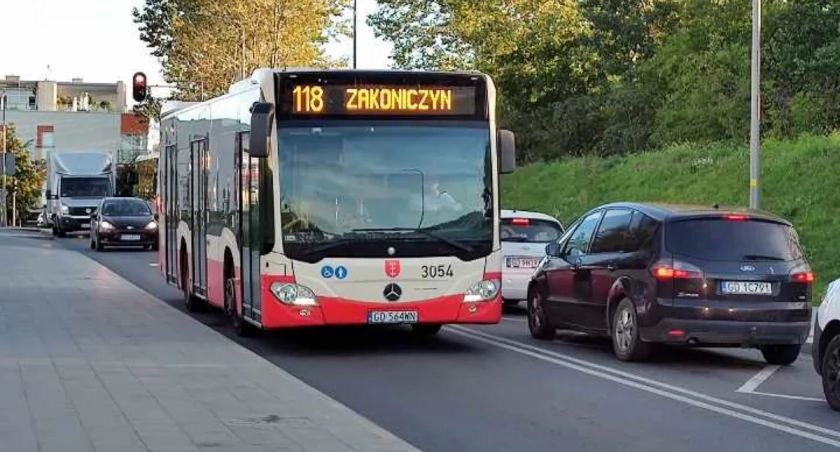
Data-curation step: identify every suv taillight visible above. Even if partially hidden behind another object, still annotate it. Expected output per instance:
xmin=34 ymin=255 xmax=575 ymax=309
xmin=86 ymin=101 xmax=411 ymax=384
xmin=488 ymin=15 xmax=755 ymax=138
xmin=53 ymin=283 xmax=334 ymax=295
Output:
xmin=651 ymin=259 xmax=704 ymax=280
xmin=790 ymin=263 xmax=815 ymax=284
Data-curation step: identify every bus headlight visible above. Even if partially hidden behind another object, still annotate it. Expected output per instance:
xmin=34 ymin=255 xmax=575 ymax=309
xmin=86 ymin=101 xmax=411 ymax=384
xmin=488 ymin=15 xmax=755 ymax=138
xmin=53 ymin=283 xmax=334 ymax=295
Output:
xmin=463 ymin=279 xmax=500 ymax=302
xmin=270 ymin=282 xmax=318 ymax=306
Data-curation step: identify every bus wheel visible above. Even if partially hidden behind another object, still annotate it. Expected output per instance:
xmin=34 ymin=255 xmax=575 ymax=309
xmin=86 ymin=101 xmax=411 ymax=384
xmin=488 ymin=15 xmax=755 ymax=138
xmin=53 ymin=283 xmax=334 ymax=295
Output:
xmin=411 ymin=324 xmax=442 ymax=336
xmin=181 ymin=252 xmax=202 ymax=312
xmin=226 ymin=276 xmax=255 ymax=337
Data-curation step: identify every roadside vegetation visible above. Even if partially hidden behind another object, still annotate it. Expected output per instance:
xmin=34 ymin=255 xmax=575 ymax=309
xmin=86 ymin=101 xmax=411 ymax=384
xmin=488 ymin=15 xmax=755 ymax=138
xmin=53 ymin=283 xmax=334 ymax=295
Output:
xmin=501 ymin=134 xmax=840 ymax=302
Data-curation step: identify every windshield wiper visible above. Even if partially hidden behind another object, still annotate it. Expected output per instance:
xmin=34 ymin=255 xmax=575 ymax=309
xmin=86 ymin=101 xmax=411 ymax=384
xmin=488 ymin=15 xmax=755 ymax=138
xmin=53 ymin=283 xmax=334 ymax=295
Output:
xmin=741 ymin=254 xmax=786 ymax=262
xmin=352 ymin=227 xmax=473 ymax=253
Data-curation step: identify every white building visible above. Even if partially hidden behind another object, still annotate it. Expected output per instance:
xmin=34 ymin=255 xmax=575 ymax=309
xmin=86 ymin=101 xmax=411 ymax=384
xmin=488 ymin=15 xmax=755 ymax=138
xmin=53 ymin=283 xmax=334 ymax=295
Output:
xmin=1 ymin=75 xmax=148 ymax=164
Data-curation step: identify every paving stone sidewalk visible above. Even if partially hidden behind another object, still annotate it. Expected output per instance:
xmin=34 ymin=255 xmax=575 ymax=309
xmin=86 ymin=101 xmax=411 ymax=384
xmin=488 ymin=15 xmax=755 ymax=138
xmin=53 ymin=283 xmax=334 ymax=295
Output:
xmin=0 ymin=233 xmax=421 ymax=452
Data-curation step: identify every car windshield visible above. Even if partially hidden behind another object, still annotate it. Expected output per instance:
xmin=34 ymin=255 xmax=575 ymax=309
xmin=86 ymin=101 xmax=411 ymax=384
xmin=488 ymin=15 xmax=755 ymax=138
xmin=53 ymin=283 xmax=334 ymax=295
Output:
xmin=101 ymin=199 xmax=152 ymax=217
xmin=501 ymin=218 xmax=564 ymax=243
xmin=278 ymin=124 xmax=493 ymax=261
xmin=666 ymin=218 xmax=804 ymax=262
xmin=61 ymin=177 xmax=111 ymax=198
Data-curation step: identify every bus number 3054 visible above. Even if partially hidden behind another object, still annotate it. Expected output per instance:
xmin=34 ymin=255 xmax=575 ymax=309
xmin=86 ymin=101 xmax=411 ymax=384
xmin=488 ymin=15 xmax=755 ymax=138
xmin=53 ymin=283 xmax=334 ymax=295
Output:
xmin=421 ymin=264 xmax=454 ymax=278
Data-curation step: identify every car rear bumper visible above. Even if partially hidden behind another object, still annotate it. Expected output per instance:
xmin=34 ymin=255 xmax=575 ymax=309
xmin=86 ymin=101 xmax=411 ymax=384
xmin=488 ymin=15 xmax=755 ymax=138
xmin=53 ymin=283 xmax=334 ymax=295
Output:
xmin=640 ymin=318 xmax=810 ymax=346
xmin=502 ymin=270 xmax=532 ymax=301
xmin=639 ymin=298 xmax=812 ymax=346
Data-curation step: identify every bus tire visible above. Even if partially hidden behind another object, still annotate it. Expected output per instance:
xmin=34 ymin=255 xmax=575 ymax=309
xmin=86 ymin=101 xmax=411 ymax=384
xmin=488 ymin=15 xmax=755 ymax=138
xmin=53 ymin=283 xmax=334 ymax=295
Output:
xmin=181 ymin=247 xmax=203 ymax=312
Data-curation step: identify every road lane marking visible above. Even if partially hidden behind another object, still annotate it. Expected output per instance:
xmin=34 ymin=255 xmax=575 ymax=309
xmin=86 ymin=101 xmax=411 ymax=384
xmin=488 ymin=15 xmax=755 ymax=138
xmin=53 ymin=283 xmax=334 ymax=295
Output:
xmin=749 ymin=391 xmax=825 ymax=403
xmin=446 ymin=325 xmax=840 ymax=444
xmin=736 ymin=365 xmax=781 ymax=393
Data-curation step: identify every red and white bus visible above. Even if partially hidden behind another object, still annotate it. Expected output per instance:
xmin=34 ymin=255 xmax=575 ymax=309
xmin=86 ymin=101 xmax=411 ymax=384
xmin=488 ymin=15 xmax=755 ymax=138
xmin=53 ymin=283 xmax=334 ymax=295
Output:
xmin=146 ymin=68 xmax=516 ymax=336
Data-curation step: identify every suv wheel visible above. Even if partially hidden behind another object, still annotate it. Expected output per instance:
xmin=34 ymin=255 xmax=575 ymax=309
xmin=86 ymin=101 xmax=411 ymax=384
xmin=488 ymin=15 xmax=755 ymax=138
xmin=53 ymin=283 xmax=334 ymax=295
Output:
xmin=612 ymin=298 xmax=651 ymax=362
xmin=821 ymin=335 xmax=840 ymax=412
xmin=760 ymin=344 xmax=801 ymax=366
xmin=528 ymin=290 xmax=555 ymax=340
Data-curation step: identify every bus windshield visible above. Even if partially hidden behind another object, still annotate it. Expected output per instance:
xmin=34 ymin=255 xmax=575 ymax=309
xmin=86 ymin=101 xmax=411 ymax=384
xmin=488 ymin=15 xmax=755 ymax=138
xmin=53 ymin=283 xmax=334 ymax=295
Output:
xmin=278 ymin=124 xmax=493 ymax=261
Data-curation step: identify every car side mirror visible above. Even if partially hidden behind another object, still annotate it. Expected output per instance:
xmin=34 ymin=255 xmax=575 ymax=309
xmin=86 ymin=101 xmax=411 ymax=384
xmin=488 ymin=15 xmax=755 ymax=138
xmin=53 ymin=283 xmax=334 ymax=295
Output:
xmin=249 ymin=102 xmax=274 ymax=159
xmin=498 ymin=129 xmax=516 ymax=174
xmin=545 ymin=242 xmax=562 ymax=257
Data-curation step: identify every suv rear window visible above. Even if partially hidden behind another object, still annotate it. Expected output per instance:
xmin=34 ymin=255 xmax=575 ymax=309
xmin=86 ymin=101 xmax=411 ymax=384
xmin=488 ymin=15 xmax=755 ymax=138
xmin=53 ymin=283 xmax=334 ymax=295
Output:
xmin=501 ymin=218 xmax=564 ymax=243
xmin=666 ymin=218 xmax=804 ymax=262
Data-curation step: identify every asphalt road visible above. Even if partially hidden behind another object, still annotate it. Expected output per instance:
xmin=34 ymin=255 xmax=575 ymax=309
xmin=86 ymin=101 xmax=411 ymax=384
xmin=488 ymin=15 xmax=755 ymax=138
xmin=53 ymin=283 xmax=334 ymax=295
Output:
xmin=17 ymin=229 xmax=840 ymax=452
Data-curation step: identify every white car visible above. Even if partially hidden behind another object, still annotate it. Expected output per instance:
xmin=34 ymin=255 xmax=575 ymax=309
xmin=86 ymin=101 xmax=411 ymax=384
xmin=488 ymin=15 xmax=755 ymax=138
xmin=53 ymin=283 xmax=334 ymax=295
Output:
xmin=813 ymin=278 xmax=840 ymax=411
xmin=500 ymin=209 xmax=564 ymax=306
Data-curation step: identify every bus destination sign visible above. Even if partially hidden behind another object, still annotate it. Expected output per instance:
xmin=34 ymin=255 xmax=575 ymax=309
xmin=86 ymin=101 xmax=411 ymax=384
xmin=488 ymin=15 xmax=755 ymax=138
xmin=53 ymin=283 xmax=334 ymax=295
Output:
xmin=289 ymin=84 xmax=477 ymax=117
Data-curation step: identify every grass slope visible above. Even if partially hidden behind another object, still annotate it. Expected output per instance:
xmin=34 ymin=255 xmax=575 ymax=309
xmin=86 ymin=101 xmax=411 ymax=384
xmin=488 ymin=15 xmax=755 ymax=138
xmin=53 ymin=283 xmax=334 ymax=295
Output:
xmin=501 ymin=134 xmax=840 ymax=302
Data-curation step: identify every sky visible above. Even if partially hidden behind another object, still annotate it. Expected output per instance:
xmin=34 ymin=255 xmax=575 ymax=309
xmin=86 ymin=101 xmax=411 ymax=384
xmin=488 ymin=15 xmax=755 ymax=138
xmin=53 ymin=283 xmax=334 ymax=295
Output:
xmin=0 ymin=0 xmax=393 ymax=98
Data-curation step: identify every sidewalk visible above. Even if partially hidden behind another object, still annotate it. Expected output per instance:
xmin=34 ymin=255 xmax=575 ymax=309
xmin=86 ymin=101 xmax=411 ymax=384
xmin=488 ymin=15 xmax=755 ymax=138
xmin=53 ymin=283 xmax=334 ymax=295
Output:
xmin=0 ymin=234 xmax=421 ymax=452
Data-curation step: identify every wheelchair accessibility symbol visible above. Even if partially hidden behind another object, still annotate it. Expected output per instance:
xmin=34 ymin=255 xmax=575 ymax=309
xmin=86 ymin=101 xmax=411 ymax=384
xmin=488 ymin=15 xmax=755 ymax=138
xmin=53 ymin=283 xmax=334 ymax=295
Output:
xmin=320 ymin=265 xmax=334 ymax=278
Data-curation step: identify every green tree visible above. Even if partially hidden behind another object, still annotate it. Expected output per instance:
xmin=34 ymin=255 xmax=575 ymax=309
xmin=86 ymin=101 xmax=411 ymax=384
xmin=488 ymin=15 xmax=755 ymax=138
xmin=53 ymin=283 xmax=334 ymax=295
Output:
xmin=133 ymin=0 xmax=350 ymax=100
xmin=2 ymin=124 xmax=46 ymax=223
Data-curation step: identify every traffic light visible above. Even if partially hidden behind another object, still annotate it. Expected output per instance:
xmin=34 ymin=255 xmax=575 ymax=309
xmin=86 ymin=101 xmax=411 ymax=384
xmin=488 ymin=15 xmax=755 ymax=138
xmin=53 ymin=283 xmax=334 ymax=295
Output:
xmin=132 ymin=72 xmax=148 ymax=102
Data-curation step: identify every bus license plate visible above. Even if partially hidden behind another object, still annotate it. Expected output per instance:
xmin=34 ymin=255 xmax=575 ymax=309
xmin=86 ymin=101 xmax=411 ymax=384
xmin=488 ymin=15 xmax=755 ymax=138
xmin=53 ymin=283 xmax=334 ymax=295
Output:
xmin=721 ymin=281 xmax=772 ymax=295
xmin=121 ymin=234 xmax=142 ymax=241
xmin=367 ymin=311 xmax=419 ymax=324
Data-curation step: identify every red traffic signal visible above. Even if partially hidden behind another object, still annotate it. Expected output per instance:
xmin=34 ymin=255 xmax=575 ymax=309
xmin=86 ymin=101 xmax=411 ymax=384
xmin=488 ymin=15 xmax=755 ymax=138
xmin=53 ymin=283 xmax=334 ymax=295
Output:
xmin=132 ymin=72 xmax=147 ymax=102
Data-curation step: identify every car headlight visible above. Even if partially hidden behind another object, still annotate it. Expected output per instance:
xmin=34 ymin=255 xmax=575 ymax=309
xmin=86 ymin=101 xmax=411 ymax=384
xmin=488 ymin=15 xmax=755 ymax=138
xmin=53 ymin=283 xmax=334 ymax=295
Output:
xmin=145 ymin=221 xmax=158 ymax=231
xmin=270 ymin=282 xmax=318 ymax=306
xmin=60 ymin=204 xmax=69 ymax=215
xmin=463 ymin=279 xmax=501 ymax=302
xmin=99 ymin=221 xmax=114 ymax=231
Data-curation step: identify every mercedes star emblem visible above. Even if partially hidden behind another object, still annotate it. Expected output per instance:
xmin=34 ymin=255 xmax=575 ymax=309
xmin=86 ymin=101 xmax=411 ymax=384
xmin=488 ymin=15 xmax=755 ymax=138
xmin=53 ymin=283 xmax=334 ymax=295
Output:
xmin=387 ymin=246 xmax=396 ymax=256
xmin=383 ymin=283 xmax=402 ymax=302
xmin=86 ymin=208 xmax=92 ymax=214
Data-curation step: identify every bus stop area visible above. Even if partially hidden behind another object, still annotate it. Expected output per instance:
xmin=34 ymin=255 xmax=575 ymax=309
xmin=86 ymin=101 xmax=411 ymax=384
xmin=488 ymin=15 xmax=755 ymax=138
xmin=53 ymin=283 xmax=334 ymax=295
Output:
xmin=0 ymin=231 xmax=419 ymax=452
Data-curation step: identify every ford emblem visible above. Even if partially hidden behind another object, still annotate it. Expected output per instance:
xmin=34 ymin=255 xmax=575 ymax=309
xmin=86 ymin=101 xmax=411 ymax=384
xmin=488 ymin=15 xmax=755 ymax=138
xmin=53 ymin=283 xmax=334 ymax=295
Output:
xmin=740 ymin=265 xmax=756 ymax=272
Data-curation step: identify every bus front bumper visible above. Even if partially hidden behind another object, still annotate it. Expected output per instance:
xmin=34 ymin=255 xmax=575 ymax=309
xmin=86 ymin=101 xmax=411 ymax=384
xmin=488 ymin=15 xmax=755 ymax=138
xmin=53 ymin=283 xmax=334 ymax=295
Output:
xmin=260 ymin=293 xmax=503 ymax=329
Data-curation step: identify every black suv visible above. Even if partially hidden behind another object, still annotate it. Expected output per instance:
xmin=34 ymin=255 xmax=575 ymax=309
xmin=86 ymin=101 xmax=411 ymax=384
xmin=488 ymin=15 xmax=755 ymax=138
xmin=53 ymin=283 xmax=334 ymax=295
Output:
xmin=527 ymin=202 xmax=813 ymax=364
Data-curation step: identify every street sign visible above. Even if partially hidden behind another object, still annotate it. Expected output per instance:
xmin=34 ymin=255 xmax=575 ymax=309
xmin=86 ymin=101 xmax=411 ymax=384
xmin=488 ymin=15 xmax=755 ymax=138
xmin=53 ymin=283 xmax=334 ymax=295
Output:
xmin=0 ymin=153 xmax=14 ymax=177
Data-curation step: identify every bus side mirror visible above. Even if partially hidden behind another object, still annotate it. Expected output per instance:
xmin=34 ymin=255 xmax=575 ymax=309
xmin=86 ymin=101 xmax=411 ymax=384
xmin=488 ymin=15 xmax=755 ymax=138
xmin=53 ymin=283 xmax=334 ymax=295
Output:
xmin=45 ymin=190 xmax=52 ymax=199
xmin=249 ymin=102 xmax=274 ymax=159
xmin=498 ymin=129 xmax=516 ymax=174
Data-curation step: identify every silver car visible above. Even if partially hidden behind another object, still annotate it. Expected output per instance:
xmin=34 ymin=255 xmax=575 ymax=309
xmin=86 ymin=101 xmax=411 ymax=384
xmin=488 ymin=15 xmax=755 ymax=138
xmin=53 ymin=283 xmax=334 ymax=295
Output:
xmin=500 ymin=209 xmax=564 ymax=306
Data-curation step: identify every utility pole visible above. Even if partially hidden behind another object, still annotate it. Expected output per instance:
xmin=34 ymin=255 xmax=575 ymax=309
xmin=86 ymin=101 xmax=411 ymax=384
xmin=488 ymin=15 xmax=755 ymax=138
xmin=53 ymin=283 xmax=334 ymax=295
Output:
xmin=353 ymin=0 xmax=358 ymax=69
xmin=1 ymin=89 xmax=7 ymax=227
xmin=749 ymin=0 xmax=761 ymax=209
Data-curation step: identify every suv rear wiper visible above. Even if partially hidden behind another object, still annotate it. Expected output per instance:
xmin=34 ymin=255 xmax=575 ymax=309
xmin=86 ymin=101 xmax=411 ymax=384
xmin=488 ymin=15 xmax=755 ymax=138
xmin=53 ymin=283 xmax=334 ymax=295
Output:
xmin=741 ymin=254 xmax=786 ymax=262
xmin=352 ymin=227 xmax=473 ymax=253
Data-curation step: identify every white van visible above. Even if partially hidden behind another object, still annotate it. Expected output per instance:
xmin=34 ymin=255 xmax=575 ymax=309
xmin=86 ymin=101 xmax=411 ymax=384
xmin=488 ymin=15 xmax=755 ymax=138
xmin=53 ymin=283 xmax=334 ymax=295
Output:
xmin=500 ymin=209 xmax=564 ymax=306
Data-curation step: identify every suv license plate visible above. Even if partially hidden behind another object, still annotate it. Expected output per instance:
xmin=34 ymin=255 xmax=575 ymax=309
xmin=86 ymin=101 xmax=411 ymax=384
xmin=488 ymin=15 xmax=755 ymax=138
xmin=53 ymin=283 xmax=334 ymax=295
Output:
xmin=721 ymin=281 xmax=772 ymax=295
xmin=121 ymin=234 xmax=142 ymax=241
xmin=367 ymin=311 xmax=419 ymax=324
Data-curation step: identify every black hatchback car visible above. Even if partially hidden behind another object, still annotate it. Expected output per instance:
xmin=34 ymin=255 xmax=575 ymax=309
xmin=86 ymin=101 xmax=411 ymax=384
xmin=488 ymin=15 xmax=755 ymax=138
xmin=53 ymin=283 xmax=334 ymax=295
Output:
xmin=527 ymin=203 xmax=813 ymax=364
xmin=89 ymin=197 xmax=159 ymax=251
